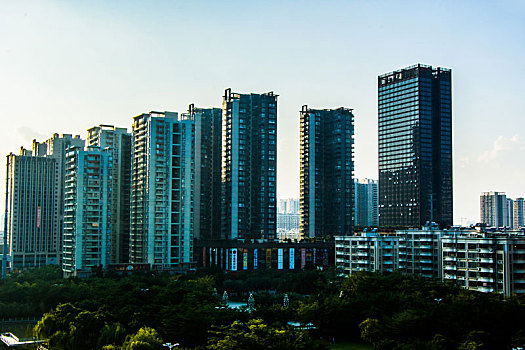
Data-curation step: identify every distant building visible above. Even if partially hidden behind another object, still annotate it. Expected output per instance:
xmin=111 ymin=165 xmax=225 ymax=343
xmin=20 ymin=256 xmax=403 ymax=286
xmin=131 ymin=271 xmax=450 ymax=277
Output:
xmin=354 ymin=178 xmax=378 ymax=227
xmin=300 ymin=106 xmax=354 ymax=238
xmin=378 ymin=64 xmax=452 ymax=228
xmin=276 ymin=229 xmax=301 ymax=242
xmin=514 ymin=198 xmax=525 ymax=229
xmin=221 ymin=89 xmax=278 ymax=240
xmin=480 ymin=192 xmax=508 ymax=228
xmin=130 ymin=111 xmax=194 ymax=270
xmin=278 ymin=198 xmax=299 ymax=214
xmin=507 ymin=198 xmax=515 ymax=229
xmin=277 ymin=213 xmax=300 ymax=232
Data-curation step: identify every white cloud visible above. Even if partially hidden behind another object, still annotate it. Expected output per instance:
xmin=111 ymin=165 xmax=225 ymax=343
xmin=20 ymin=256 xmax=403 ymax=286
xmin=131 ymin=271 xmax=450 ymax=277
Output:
xmin=477 ymin=134 xmax=523 ymax=162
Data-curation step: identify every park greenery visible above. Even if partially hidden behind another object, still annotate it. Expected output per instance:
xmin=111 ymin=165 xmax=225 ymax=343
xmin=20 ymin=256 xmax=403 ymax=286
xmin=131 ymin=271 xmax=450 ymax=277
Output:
xmin=0 ymin=266 xmax=524 ymax=349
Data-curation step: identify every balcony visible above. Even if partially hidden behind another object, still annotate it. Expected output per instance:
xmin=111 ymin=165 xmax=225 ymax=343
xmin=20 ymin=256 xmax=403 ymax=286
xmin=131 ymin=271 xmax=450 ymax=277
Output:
xmin=355 ymin=260 xmax=370 ymax=264
xmin=478 ymin=267 xmax=494 ymax=273
xmin=476 ymin=277 xmax=493 ymax=283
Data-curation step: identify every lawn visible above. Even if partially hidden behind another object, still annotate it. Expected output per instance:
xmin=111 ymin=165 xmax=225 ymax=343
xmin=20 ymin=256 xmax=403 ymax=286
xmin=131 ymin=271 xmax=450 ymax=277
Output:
xmin=329 ymin=340 xmax=373 ymax=350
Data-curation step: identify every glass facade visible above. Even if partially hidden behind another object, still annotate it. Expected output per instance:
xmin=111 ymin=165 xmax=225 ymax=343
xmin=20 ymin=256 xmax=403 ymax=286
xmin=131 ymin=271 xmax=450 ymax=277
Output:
xmin=221 ymin=89 xmax=277 ymax=240
xmin=378 ymin=64 xmax=452 ymax=228
xmin=186 ymin=105 xmax=222 ymax=241
xmin=299 ymin=106 xmax=354 ymax=238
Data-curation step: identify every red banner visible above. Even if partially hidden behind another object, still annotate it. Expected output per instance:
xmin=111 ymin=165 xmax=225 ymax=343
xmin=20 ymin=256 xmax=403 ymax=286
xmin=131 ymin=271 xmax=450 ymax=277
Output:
xmin=37 ymin=206 xmax=41 ymax=229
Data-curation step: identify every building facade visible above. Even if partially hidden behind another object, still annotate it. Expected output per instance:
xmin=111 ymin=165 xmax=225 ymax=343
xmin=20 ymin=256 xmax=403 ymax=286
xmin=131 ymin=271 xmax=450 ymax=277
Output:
xmin=277 ymin=213 xmax=300 ymax=232
xmin=480 ymin=191 xmax=508 ymax=228
xmin=354 ymin=178 xmax=379 ymax=227
xmin=396 ymin=228 xmax=443 ymax=279
xmin=185 ymin=105 xmax=223 ymax=241
xmin=87 ymin=125 xmax=131 ymax=263
xmin=62 ymin=146 xmax=113 ymax=276
xmin=514 ymin=198 xmax=525 ymax=229
xmin=507 ymin=198 xmax=514 ymax=229
xmin=335 ymin=232 xmax=400 ymax=274
xmin=130 ymin=111 xmax=194 ymax=270
xmin=441 ymin=232 xmax=525 ymax=296
xmin=221 ymin=89 xmax=277 ymax=240
xmin=42 ymin=134 xmax=85 ymax=259
xmin=278 ymin=198 xmax=299 ymax=214
xmin=6 ymin=152 xmax=59 ymax=269
xmin=299 ymin=106 xmax=354 ymax=238
xmin=195 ymin=240 xmax=334 ymax=271
xmin=336 ymin=226 xmax=443 ymax=278
xmin=378 ymin=64 xmax=452 ymax=228
xmin=5 ymin=133 xmax=85 ymax=270
xmin=336 ymin=227 xmax=525 ymax=296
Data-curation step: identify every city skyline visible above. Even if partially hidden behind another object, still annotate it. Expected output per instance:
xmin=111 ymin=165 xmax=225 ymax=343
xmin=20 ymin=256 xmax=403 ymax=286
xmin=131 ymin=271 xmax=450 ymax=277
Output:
xmin=1 ymin=1 xmax=525 ymax=225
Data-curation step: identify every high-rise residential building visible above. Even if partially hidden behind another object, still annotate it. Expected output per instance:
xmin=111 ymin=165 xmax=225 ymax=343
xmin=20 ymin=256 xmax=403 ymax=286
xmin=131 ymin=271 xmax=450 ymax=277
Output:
xmin=221 ymin=89 xmax=277 ymax=240
xmin=184 ymin=104 xmax=222 ymax=241
xmin=514 ymin=198 xmax=525 ymax=229
xmin=299 ymin=105 xmax=354 ymax=238
xmin=42 ymin=134 xmax=85 ymax=246
xmin=6 ymin=150 xmax=59 ymax=269
xmin=5 ymin=134 xmax=85 ymax=270
xmin=87 ymin=125 xmax=131 ymax=263
xmin=130 ymin=111 xmax=194 ymax=270
xmin=507 ymin=198 xmax=515 ymax=229
xmin=62 ymin=146 xmax=113 ymax=276
xmin=354 ymin=178 xmax=379 ymax=227
xmin=480 ymin=192 xmax=508 ymax=228
xmin=378 ymin=64 xmax=452 ymax=228
xmin=277 ymin=213 xmax=300 ymax=232
xmin=278 ymin=198 xmax=299 ymax=214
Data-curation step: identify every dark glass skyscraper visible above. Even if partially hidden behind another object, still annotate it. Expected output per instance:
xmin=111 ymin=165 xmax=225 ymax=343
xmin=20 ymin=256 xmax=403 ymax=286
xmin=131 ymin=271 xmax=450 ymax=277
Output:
xmin=185 ymin=104 xmax=222 ymax=240
xmin=299 ymin=106 xmax=354 ymax=238
xmin=378 ymin=64 xmax=452 ymax=228
xmin=221 ymin=89 xmax=277 ymax=240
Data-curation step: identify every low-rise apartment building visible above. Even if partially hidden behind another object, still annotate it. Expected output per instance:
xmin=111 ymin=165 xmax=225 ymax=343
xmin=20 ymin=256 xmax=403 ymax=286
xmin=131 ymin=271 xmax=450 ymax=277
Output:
xmin=335 ymin=226 xmax=525 ymax=296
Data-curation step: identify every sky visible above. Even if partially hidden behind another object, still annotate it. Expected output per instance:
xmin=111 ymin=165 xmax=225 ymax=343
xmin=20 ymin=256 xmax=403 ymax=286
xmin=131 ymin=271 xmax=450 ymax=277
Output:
xmin=0 ymin=0 xmax=524 ymax=225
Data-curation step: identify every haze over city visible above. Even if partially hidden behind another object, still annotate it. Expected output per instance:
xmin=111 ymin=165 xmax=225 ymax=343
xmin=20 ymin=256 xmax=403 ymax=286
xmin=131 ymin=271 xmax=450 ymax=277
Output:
xmin=1 ymin=0 xmax=524 ymax=225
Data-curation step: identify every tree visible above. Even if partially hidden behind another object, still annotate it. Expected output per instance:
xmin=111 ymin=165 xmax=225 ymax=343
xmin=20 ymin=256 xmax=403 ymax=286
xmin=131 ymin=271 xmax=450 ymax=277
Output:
xmin=97 ymin=323 xmax=128 ymax=349
xmin=121 ymin=327 xmax=164 ymax=350
xmin=458 ymin=331 xmax=493 ymax=350
xmin=510 ymin=329 xmax=525 ymax=348
xmin=206 ymin=319 xmax=326 ymax=350
xmin=359 ymin=318 xmax=382 ymax=348
xmin=33 ymin=303 xmax=81 ymax=339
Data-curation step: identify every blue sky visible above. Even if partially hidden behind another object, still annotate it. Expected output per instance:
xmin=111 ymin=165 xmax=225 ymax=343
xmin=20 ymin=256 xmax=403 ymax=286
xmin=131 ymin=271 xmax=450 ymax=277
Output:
xmin=1 ymin=0 xmax=524 ymax=224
